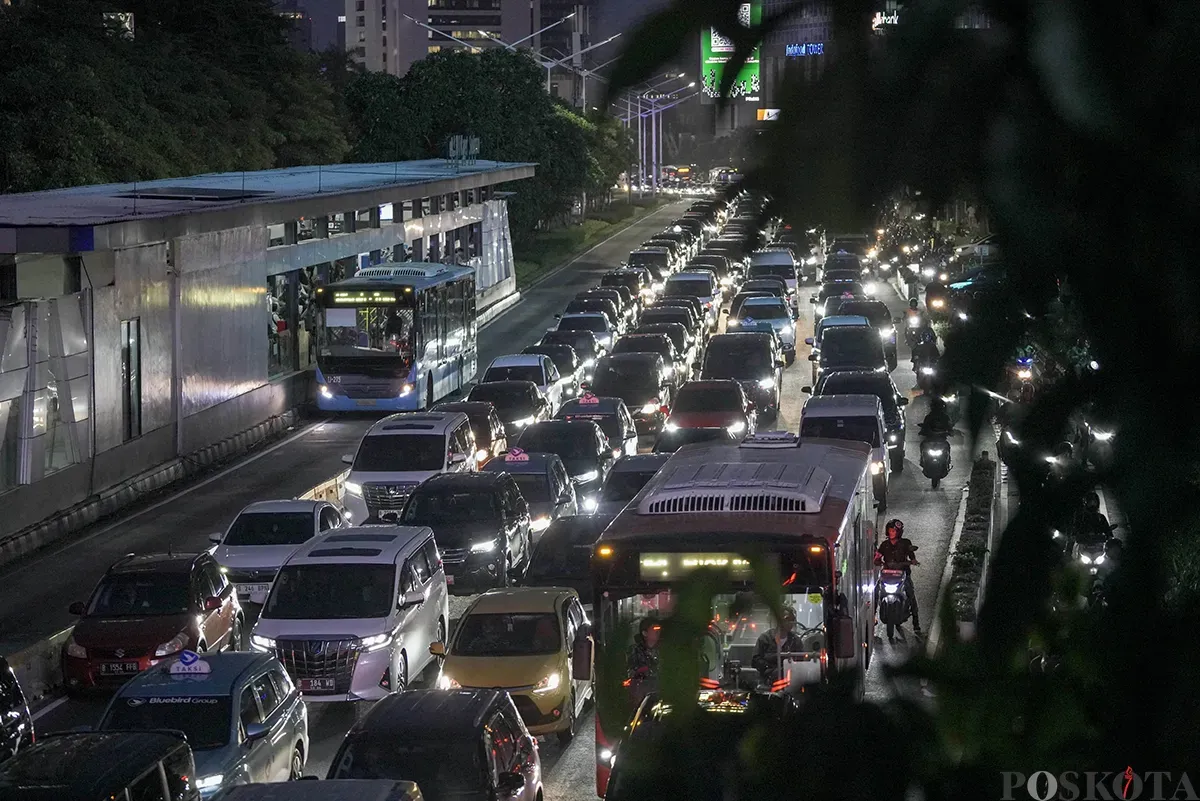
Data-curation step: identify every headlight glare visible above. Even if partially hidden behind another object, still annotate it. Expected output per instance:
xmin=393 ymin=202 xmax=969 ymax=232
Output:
xmin=533 ymin=672 xmax=562 ymax=694
xmin=470 ymin=540 xmax=498 ymax=553
xmin=155 ymin=633 xmax=187 ymax=658
xmin=250 ymin=635 xmax=276 ymax=652
xmin=360 ymin=633 xmax=393 ymax=652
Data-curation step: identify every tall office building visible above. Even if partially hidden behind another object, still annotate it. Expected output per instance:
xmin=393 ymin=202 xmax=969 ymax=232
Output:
xmin=347 ymin=0 xmax=540 ymax=77
xmin=537 ymin=0 xmax=592 ymax=102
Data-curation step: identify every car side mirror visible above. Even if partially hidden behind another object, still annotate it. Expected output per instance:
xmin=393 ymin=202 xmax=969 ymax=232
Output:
xmin=69 ymin=601 xmax=86 ymax=615
xmin=429 ymin=641 xmax=447 ymax=657
xmin=807 ymin=353 xmax=818 ymax=362
xmin=809 ymin=296 xmax=818 ymax=303
xmin=898 ymin=397 xmax=909 ymax=406
xmin=801 ymin=386 xmax=812 ymax=394
xmin=208 ymin=532 xmax=224 ymax=546
xmin=204 ymin=596 xmax=223 ymax=611
xmin=833 ymin=614 xmax=856 ymax=660
xmin=804 ymin=337 xmax=814 ymax=346
xmin=341 ymin=453 xmax=354 ymax=465
xmin=572 ymin=625 xmax=593 ymax=679
xmin=497 ymin=771 xmax=526 ymax=795
xmin=244 ymin=722 xmax=269 ymax=744
xmin=402 ymin=590 xmax=424 ymax=608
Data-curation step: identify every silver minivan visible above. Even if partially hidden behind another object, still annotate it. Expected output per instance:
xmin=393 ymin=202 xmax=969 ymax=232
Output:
xmin=251 ymin=527 xmax=450 ymax=706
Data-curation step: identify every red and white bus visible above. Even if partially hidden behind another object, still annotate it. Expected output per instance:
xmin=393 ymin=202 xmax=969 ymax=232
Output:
xmin=581 ymin=431 xmax=877 ymax=796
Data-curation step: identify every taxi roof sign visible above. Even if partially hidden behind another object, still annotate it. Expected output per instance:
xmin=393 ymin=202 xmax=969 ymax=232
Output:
xmin=579 ymin=393 xmax=600 ymax=404
xmin=169 ymin=650 xmax=212 ymax=676
xmin=743 ymin=316 xmax=755 ymax=325
xmin=505 ymin=448 xmax=531 ymax=462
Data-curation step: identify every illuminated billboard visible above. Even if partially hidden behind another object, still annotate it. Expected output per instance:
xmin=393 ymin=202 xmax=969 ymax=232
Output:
xmin=700 ymin=1 xmax=762 ymax=104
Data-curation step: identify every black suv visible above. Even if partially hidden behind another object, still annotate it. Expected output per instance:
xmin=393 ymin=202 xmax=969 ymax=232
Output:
xmin=587 ymin=353 xmax=671 ymax=435
xmin=806 ymin=369 xmax=909 ymax=471
xmin=699 ymin=332 xmax=784 ymax=417
xmin=400 ymin=473 xmax=533 ymax=592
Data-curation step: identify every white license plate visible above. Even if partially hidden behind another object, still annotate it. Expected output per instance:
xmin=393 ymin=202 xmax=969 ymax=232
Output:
xmin=300 ymin=678 xmax=336 ymax=692
xmin=100 ymin=662 xmax=140 ymax=675
xmin=238 ymin=583 xmax=272 ymax=598
xmin=356 ymin=399 xmax=376 ymax=407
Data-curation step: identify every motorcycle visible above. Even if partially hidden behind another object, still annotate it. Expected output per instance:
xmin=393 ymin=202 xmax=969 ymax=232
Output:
xmin=903 ymin=311 xmax=928 ymax=348
xmin=877 ymin=551 xmax=919 ymax=640
xmin=939 ymin=391 xmax=963 ymax=426
xmin=914 ymin=357 xmax=937 ymax=392
xmin=919 ymin=434 xmax=952 ymax=488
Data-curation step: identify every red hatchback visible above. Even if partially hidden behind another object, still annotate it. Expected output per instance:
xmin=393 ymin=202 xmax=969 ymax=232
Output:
xmin=664 ymin=380 xmax=758 ymax=438
xmin=62 ymin=553 xmax=243 ymax=692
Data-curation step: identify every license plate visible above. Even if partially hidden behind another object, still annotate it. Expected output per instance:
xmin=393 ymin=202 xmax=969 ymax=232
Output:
xmin=238 ymin=583 xmax=272 ymax=598
xmin=100 ymin=662 xmax=140 ymax=675
xmin=445 ymin=574 xmax=455 ymax=585
xmin=356 ymin=399 xmax=376 ymax=407
xmin=300 ymin=678 xmax=336 ymax=692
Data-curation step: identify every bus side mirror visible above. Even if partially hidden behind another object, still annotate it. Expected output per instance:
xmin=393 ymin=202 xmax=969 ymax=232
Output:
xmin=572 ymin=625 xmax=593 ymax=678
xmin=833 ymin=615 xmax=855 ymax=660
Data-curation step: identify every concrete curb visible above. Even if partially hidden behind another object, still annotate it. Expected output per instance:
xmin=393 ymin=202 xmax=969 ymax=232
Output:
xmin=477 ymin=290 xmax=522 ymax=330
xmin=0 ymin=408 xmax=302 ymax=571
xmin=7 ymin=629 xmax=72 ymax=706
xmin=927 ymin=487 xmax=971 ymax=656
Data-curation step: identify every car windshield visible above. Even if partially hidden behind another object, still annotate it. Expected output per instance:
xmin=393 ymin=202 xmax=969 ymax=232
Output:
xmin=468 ymin=386 xmax=536 ymax=417
xmin=353 ymin=434 xmax=445 ymax=472
xmin=332 ymin=737 xmax=486 ymax=794
xmin=518 ymin=428 xmax=596 ymax=461
xmin=819 ymin=376 xmax=898 ymax=415
xmin=87 ymin=574 xmax=191 ymax=617
xmin=526 ymin=348 xmax=574 ymax=373
xmin=641 ymin=311 xmax=690 ymax=328
xmin=613 ymin=338 xmax=669 ymax=358
xmin=739 ymin=302 xmax=788 ymax=320
xmin=673 ymin=387 xmax=742 ymax=413
xmin=561 ymin=413 xmax=622 ymax=443
xmin=665 ymin=279 xmax=713 ymax=297
xmin=629 ymin=252 xmax=668 ymax=269
xmin=590 ymin=364 xmax=659 ymax=399
xmin=704 ymin=345 xmax=771 ymax=378
xmin=103 ymin=697 xmax=232 ymax=750
xmin=603 ymin=274 xmax=638 ymax=291
xmin=263 ymin=564 xmax=395 ymax=619
xmin=511 ymin=473 xmax=552 ymax=504
xmin=224 ymin=512 xmax=314 ymax=547
xmin=820 ymin=331 xmax=883 ymax=366
xmin=403 ymin=490 xmax=501 ymax=525
xmin=801 ymin=416 xmax=881 ymax=446
xmin=836 ymin=302 xmax=889 ymax=325
xmin=484 ymin=365 xmax=543 ymax=384
xmin=560 ymin=316 xmax=606 ymax=333
xmin=744 ymin=283 xmax=785 ymax=296
xmin=749 ymin=264 xmax=794 ymax=281
xmin=655 ymin=428 xmax=733 ymax=452
xmin=454 ymin=613 xmax=561 ymax=656
xmin=602 ymin=470 xmax=659 ymax=502
xmin=636 ymin=326 xmax=686 ymax=352
xmin=820 ymin=282 xmax=863 ymax=300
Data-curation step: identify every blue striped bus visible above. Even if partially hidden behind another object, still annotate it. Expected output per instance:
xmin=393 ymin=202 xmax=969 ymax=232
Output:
xmin=314 ymin=263 xmax=478 ymax=411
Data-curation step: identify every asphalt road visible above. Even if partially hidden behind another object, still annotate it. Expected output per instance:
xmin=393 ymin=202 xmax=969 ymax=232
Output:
xmin=26 ymin=204 xmax=974 ymax=799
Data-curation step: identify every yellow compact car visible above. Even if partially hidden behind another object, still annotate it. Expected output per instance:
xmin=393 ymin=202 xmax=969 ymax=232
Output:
xmin=432 ymin=587 xmax=592 ymax=743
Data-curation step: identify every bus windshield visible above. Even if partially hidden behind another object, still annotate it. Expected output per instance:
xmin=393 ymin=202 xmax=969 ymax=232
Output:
xmin=319 ymin=303 xmax=415 ymax=370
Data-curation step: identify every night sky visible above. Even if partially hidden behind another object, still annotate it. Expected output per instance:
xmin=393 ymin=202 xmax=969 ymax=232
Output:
xmin=594 ymin=0 xmax=672 ymax=40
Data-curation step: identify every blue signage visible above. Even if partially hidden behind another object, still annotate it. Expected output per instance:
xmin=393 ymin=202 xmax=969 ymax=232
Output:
xmin=786 ymin=42 xmax=824 ymax=57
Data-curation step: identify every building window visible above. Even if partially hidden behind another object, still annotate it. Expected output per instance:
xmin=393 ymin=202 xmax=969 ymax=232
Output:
xmin=358 ymin=30 xmax=366 ymax=42
xmin=355 ymin=0 xmax=364 ymax=9
xmin=382 ymin=35 xmax=387 ymax=48
xmin=356 ymin=14 xmax=365 ymax=26
xmin=268 ymin=273 xmax=299 ymax=377
xmin=428 ymin=45 xmax=441 ymax=53
xmin=120 ymin=318 xmax=141 ymax=442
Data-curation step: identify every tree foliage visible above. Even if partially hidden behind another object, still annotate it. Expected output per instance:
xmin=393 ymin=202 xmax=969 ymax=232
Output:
xmin=344 ymin=48 xmax=632 ymax=240
xmin=0 ymin=0 xmax=347 ymax=193
xmin=599 ymin=0 xmax=1200 ymax=793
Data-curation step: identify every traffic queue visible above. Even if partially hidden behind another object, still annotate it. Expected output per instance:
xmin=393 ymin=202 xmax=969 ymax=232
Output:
xmin=0 ymin=191 xmax=1042 ymax=801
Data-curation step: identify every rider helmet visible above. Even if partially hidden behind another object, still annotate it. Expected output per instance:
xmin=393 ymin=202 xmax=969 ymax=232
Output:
xmin=1084 ymin=491 xmax=1100 ymax=512
xmin=908 ymin=298 xmax=919 ymax=310
xmin=886 ymin=519 xmax=904 ymax=537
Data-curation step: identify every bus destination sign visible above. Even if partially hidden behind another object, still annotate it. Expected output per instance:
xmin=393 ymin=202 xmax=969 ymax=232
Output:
xmin=639 ymin=552 xmax=767 ymax=581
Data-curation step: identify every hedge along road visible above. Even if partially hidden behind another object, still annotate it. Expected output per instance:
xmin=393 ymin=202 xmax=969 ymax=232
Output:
xmin=0 ymin=200 xmax=690 ymax=662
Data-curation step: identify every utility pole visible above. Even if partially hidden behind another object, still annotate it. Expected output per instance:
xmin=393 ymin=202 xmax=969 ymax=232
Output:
xmin=571 ymin=5 xmax=584 ymax=109
xmin=650 ymin=99 xmax=658 ymax=195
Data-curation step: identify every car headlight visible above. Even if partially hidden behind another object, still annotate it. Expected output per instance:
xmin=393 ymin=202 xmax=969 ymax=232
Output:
xmin=757 ymin=377 xmax=774 ymax=388
xmin=533 ymin=671 xmax=562 ymax=694
xmin=640 ymin=403 xmax=659 ymax=415
xmin=879 ymin=328 xmax=892 ymax=341
xmin=512 ymin=416 xmax=536 ymax=428
xmin=438 ymin=674 xmax=461 ymax=690
xmin=319 ymin=385 xmax=334 ymax=400
xmin=864 ymin=282 xmax=877 ymax=294
xmin=1079 ymin=554 xmax=1093 ymax=565
xmin=574 ymin=470 xmax=599 ymax=483
xmin=664 ymin=421 xmax=679 ymax=432
xmin=196 ymin=775 xmax=225 ymax=792
xmin=155 ymin=633 xmax=187 ymax=658
xmin=470 ymin=540 xmax=498 ymax=553
xmin=250 ymin=634 xmax=276 ymax=652
xmin=65 ymin=636 xmax=87 ymax=659
xmin=531 ymin=516 xmax=551 ymax=532
xmin=475 ymin=448 xmax=490 ymax=462
xmin=583 ymin=497 xmax=598 ymax=512
xmin=1003 ymin=430 xmax=1019 ymax=445
xmin=727 ymin=420 xmax=746 ymax=435
xmin=1093 ymin=430 xmax=1114 ymax=442
xmin=888 ymin=433 xmax=898 ymax=443
xmin=925 ymin=448 xmax=945 ymax=457
xmin=582 ymin=358 xmax=596 ymax=368
xmin=727 ymin=318 xmax=739 ymax=327
xmin=870 ymin=461 xmax=883 ymax=475
xmin=957 ymin=312 xmax=969 ymax=321
xmin=360 ymin=633 xmax=393 ymax=652
xmin=882 ymin=583 xmax=901 ymax=594
xmin=344 ymin=481 xmax=362 ymax=496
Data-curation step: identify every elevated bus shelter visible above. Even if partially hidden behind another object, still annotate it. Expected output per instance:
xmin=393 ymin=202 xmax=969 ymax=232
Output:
xmin=0 ymin=159 xmax=534 ymax=553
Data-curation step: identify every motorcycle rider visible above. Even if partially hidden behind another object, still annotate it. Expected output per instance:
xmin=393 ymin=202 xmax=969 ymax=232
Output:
xmin=875 ymin=519 xmax=922 ymax=633
xmin=920 ymin=397 xmax=953 ymax=437
xmin=1069 ymin=491 xmax=1113 ymax=549
xmin=751 ymin=608 xmax=806 ymax=682
xmin=905 ymin=298 xmax=931 ymax=346
xmin=911 ymin=328 xmax=940 ymax=371
xmin=627 ymin=618 xmax=661 ymax=679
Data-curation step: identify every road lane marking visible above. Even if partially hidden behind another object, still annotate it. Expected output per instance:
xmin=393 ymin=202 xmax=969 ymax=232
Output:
xmin=31 ymin=695 xmax=68 ymax=722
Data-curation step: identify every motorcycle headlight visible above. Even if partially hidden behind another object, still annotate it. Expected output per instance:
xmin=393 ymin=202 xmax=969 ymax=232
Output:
xmin=920 ymin=366 xmax=935 ymax=375
xmin=1045 ymin=455 xmax=1059 ymax=465
xmin=864 ymin=282 xmax=877 ymax=294
xmin=757 ymin=377 xmax=774 ymax=389
xmin=531 ymin=516 xmax=551 ymax=532
xmin=1079 ymin=554 xmax=1093 ymax=565
xmin=1095 ymin=553 xmax=1107 ymax=565
xmin=938 ymin=273 xmax=949 ymax=282
xmin=1093 ymin=430 xmax=1114 ymax=442
xmin=344 ymin=481 xmax=363 ymax=496
xmin=360 ymin=633 xmax=394 ymax=652
xmin=727 ymin=318 xmax=739 ymax=327
xmin=470 ymin=539 xmax=498 ymax=553
xmin=888 ymin=433 xmax=898 ymax=443
xmin=930 ymin=298 xmax=946 ymax=308
xmin=922 ymin=267 xmax=936 ymax=278
xmin=664 ymin=421 xmax=679 ymax=431
xmin=582 ymin=358 xmax=596 ymax=369
xmin=925 ymin=448 xmax=945 ymax=457
xmin=1052 ymin=529 xmax=1064 ymax=540
xmin=941 ymin=394 xmax=958 ymax=404
xmin=1003 ymin=430 xmax=1019 ymax=445
xmin=727 ymin=420 xmax=746 ymax=435
xmin=583 ymin=497 xmax=598 ymax=512
xmin=574 ymin=470 xmax=600 ymax=483
xmin=870 ymin=461 xmax=883 ymax=475
xmin=1017 ymin=369 xmax=1032 ymax=380
xmin=883 ymin=583 xmax=901 ymax=594
xmin=533 ymin=672 xmax=562 ymax=694
xmin=155 ymin=633 xmax=187 ymax=658
xmin=957 ymin=312 xmax=969 ymax=321
xmin=475 ymin=448 xmax=490 ymax=462
xmin=251 ymin=634 xmax=276 ymax=652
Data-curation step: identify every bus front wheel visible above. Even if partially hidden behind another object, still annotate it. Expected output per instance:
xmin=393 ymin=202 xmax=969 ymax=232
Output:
xmin=422 ymin=374 xmax=434 ymax=410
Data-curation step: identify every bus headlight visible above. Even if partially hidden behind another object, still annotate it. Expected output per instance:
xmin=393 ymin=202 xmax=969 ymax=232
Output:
xmin=399 ymin=383 xmax=414 ymax=396
xmin=319 ymin=385 xmax=334 ymax=399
